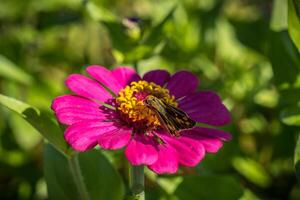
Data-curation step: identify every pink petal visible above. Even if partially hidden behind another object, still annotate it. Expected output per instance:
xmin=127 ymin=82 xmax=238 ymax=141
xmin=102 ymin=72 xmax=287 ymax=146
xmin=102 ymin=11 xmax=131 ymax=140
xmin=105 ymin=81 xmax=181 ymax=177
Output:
xmin=51 ymin=95 xmax=100 ymax=111
xmin=52 ymin=95 xmax=109 ymax=125
xmin=148 ymin=144 xmax=178 ymax=174
xmin=111 ymin=67 xmax=141 ymax=88
xmin=125 ymin=134 xmax=158 ymax=165
xmin=65 ymin=120 xmax=121 ymax=151
xmin=86 ymin=65 xmax=123 ymax=94
xmin=193 ymin=137 xmax=222 ymax=153
xmin=65 ymin=74 xmax=113 ymax=103
xmin=55 ymin=107 xmax=107 ymax=125
xmin=181 ymin=129 xmax=224 ymax=153
xmin=143 ymin=70 xmax=170 ymax=86
xmin=98 ymin=128 xmax=132 ymax=150
xmin=166 ymin=71 xmax=199 ymax=99
xmin=189 ymin=126 xmax=232 ymax=141
xmin=179 ymin=91 xmax=231 ymax=126
xmin=158 ymin=132 xmax=205 ymax=167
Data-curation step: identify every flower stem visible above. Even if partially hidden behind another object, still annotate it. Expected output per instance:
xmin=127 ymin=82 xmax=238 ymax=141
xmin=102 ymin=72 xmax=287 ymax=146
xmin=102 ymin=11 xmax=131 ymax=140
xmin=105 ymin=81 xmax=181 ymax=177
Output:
xmin=68 ymin=154 xmax=90 ymax=200
xmin=133 ymin=61 xmax=139 ymax=74
xmin=129 ymin=165 xmax=145 ymax=200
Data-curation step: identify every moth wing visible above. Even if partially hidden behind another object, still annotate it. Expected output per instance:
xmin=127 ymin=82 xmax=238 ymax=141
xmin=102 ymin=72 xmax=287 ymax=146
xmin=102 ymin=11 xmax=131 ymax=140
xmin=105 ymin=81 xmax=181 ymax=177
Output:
xmin=145 ymin=96 xmax=195 ymax=136
xmin=163 ymin=102 xmax=196 ymax=130
xmin=153 ymin=109 xmax=180 ymax=136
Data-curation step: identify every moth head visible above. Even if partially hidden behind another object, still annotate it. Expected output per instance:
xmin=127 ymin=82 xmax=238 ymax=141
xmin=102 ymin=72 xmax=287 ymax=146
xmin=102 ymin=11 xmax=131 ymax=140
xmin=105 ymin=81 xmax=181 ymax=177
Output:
xmin=144 ymin=95 xmax=157 ymax=107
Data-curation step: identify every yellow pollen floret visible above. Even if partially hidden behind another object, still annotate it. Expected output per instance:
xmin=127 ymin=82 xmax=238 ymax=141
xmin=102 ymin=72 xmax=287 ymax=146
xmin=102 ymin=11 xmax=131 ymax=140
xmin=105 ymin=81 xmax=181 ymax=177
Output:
xmin=116 ymin=80 xmax=177 ymax=127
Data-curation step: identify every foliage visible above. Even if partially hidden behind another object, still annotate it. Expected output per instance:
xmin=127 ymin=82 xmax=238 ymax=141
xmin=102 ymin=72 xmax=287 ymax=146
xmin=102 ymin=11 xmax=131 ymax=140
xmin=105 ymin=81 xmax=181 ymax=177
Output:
xmin=0 ymin=0 xmax=300 ymax=199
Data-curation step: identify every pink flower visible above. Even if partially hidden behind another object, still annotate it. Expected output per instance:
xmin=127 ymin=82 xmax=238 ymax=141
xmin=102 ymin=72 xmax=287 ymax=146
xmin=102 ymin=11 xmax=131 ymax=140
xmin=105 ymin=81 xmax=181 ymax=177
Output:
xmin=51 ymin=66 xmax=231 ymax=174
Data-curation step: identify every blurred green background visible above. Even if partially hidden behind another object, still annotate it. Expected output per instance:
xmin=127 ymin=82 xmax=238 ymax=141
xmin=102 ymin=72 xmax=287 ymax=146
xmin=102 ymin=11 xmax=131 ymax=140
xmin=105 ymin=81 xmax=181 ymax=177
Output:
xmin=1 ymin=0 xmax=300 ymax=199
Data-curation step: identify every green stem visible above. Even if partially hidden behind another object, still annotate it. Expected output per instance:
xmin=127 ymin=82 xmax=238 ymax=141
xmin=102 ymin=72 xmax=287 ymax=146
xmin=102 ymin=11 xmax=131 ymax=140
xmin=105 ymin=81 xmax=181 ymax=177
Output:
xmin=129 ymin=165 xmax=145 ymax=200
xmin=133 ymin=61 xmax=139 ymax=74
xmin=68 ymin=154 xmax=90 ymax=200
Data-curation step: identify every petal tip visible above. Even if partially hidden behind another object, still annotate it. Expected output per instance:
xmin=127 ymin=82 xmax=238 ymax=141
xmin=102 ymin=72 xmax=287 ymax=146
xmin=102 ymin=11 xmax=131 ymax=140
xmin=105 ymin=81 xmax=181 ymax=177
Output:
xmin=125 ymin=135 xmax=158 ymax=165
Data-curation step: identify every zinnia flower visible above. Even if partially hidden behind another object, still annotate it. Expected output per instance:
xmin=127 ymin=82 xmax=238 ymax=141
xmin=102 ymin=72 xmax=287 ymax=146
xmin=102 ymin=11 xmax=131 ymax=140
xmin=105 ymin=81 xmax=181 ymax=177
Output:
xmin=51 ymin=66 xmax=231 ymax=174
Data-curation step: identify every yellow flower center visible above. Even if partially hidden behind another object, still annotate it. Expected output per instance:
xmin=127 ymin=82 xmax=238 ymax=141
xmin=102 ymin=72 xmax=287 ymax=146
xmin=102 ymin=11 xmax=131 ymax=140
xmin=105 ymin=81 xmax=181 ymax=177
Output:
xmin=116 ymin=80 xmax=177 ymax=128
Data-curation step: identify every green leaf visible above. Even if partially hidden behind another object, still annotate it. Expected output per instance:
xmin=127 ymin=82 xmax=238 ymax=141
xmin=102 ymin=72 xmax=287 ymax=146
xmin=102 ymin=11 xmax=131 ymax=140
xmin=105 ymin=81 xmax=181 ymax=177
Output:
xmin=232 ymin=157 xmax=271 ymax=188
xmin=85 ymin=1 xmax=117 ymax=22
xmin=44 ymin=144 xmax=125 ymax=200
xmin=269 ymin=31 xmax=300 ymax=85
xmin=9 ymin=114 xmax=42 ymax=150
xmin=174 ymin=175 xmax=243 ymax=200
xmin=44 ymin=144 xmax=79 ymax=200
xmin=271 ymin=0 xmax=288 ymax=31
xmin=124 ymin=45 xmax=153 ymax=63
xmin=85 ymin=0 xmax=134 ymax=53
xmin=121 ymin=5 xmax=176 ymax=63
xmin=0 ymin=55 xmax=33 ymax=85
xmin=0 ymin=93 xmax=68 ymax=154
xmin=294 ymin=134 xmax=300 ymax=180
xmin=77 ymin=150 xmax=125 ymax=200
xmin=102 ymin=21 xmax=134 ymax=52
xmin=280 ymin=88 xmax=300 ymax=106
xmin=281 ymin=105 xmax=300 ymax=126
xmin=288 ymin=0 xmax=300 ymax=52
xmin=141 ymin=5 xmax=176 ymax=47
xmin=230 ymin=19 xmax=269 ymax=55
